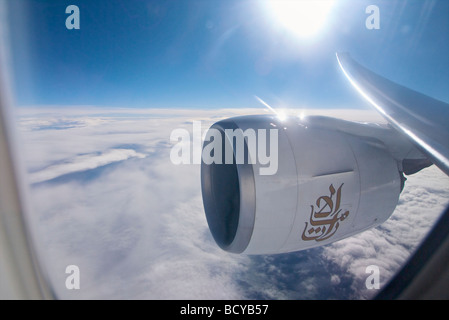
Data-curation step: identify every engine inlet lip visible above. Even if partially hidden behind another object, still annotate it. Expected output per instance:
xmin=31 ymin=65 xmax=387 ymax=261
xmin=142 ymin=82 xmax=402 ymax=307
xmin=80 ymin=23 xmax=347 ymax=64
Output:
xmin=201 ymin=119 xmax=256 ymax=253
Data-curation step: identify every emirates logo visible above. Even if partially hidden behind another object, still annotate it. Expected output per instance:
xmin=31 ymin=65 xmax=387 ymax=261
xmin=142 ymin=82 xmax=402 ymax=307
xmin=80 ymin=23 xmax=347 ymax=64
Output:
xmin=302 ymin=184 xmax=350 ymax=242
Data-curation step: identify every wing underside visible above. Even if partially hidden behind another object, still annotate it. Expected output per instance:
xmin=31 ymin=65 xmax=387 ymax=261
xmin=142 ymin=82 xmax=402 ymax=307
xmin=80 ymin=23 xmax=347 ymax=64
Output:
xmin=337 ymin=52 xmax=449 ymax=176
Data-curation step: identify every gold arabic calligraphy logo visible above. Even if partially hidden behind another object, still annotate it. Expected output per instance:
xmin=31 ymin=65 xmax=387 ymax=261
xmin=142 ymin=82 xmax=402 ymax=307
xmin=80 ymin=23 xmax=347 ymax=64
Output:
xmin=301 ymin=183 xmax=350 ymax=242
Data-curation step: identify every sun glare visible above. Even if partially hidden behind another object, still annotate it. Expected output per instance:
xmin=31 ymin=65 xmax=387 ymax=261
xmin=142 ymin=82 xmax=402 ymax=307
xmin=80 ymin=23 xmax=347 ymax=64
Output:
xmin=267 ymin=0 xmax=335 ymax=39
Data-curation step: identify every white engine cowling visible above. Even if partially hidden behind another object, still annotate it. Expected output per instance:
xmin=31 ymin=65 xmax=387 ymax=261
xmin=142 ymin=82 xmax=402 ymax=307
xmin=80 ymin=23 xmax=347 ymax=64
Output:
xmin=201 ymin=115 xmax=402 ymax=254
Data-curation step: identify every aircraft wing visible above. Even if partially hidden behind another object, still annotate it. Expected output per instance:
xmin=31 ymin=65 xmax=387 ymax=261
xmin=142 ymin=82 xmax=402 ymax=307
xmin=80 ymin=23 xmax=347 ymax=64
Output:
xmin=337 ymin=52 xmax=449 ymax=176
xmin=336 ymin=53 xmax=449 ymax=299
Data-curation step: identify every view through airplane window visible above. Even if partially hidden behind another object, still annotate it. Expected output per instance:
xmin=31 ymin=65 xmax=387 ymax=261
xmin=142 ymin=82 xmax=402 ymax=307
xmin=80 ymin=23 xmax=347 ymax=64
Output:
xmin=3 ymin=0 xmax=449 ymax=300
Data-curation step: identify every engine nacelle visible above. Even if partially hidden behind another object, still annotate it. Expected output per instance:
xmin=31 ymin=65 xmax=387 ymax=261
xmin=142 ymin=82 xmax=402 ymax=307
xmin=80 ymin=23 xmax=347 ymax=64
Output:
xmin=201 ymin=115 xmax=402 ymax=254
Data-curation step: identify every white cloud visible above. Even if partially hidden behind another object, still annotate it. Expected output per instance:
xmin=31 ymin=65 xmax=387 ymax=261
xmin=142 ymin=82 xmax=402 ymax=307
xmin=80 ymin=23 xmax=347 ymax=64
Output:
xmin=16 ymin=107 xmax=449 ymax=299
xmin=29 ymin=149 xmax=146 ymax=184
xmin=321 ymin=165 xmax=449 ymax=299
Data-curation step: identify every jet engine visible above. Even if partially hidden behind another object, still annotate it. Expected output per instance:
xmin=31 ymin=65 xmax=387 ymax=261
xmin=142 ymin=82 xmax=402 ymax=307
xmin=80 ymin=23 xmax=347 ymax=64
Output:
xmin=201 ymin=114 xmax=426 ymax=254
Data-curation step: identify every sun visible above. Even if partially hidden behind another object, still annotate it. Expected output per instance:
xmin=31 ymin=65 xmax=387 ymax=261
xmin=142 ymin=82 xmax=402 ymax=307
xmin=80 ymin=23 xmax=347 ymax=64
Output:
xmin=266 ymin=0 xmax=335 ymax=39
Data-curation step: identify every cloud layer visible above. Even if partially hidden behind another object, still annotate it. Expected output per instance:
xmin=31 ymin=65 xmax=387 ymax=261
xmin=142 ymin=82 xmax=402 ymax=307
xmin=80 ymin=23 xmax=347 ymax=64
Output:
xmin=29 ymin=149 xmax=146 ymax=184
xmin=16 ymin=107 xmax=449 ymax=299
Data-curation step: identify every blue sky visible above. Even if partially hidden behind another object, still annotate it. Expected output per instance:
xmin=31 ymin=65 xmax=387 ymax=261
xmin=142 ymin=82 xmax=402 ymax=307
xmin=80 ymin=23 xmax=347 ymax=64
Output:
xmin=8 ymin=0 xmax=449 ymax=109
